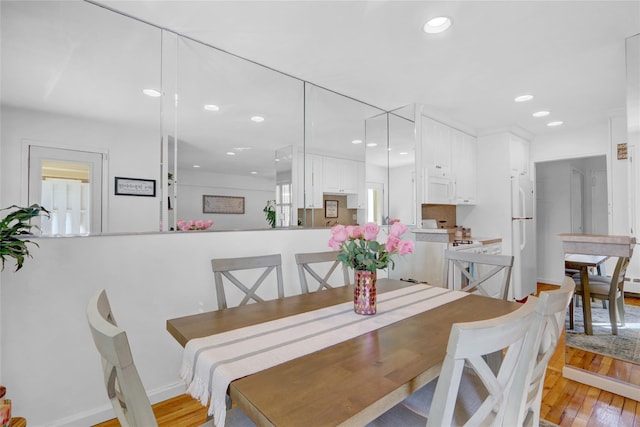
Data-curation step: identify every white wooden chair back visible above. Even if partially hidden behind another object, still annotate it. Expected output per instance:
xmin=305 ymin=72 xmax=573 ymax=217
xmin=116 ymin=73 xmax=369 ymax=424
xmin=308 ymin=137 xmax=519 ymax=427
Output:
xmin=504 ymin=277 xmax=575 ymax=427
xmin=295 ymin=251 xmax=350 ymax=293
xmin=426 ymin=297 xmax=538 ymax=427
xmin=86 ymin=290 xmax=158 ymax=427
xmin=443 ymin=249 xmax=514 ymax=300
xmin=211 ymin=254 xmax=284 ymax=309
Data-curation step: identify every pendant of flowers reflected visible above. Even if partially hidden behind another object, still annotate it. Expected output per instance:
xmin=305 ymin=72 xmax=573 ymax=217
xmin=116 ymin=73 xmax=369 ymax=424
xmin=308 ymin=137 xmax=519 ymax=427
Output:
xmin=328 ymin=222 xmax=414 ymax=272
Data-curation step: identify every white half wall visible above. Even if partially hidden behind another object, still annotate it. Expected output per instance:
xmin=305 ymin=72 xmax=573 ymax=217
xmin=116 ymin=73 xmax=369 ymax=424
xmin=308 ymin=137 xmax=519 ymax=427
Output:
xmin=0 ymin=228 xmax=332 ymax=426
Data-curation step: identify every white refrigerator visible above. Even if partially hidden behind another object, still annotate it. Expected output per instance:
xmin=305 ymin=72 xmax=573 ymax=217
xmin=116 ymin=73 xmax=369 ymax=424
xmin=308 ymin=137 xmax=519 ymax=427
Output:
xmin=511 ymin=174 xmax=537 ymax=300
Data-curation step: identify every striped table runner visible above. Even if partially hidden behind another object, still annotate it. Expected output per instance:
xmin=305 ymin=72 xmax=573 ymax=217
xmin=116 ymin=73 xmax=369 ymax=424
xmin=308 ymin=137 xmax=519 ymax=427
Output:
xmin=180 ymin=284 xmax=468 ymax=426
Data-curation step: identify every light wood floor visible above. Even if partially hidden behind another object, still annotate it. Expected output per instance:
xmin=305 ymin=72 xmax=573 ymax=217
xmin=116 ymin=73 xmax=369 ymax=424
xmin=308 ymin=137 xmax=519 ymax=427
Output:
xmin=94 ymin=286 xmax=640 ymax=427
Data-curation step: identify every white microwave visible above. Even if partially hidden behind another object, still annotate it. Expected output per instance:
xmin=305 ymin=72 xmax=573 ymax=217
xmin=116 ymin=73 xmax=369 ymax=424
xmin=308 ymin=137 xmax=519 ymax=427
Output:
xmin=423 ymin=174 xmax=455 ymax=204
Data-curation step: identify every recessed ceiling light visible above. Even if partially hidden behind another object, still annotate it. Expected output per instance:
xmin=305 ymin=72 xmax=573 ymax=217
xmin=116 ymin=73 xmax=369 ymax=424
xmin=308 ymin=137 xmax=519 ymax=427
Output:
xmin=193 ymin=165 xmax=200 ymax=168
xmin=399 ymin=152 xmax=409 ymax=155
xmin=423 ymin=16 xmax=452 ymax=34
xmin=367 ymin=142 xmax=377 ymax=147
xmin=547 ymin=121 xmax=564 ymax=127
xmin=275 ymin=158 xmax=280 ymax=162
xmin=204 ymin=104 xmax=219 ymax=112
xmin=514 ymin=94 xmax=534 ymax=103
xmin=142 ymin=88 xmax=161 ymax=97
xmin=251 ymin=116 xmax=265 ymax=123
xmin=532 ymin=111 xmax=550 ymax=117
xmin=352 ymin=139 xmax=363 ymax=145
xmin=251 ymin=171 xmax=257 ymax=175
xmin=226 ymin=151 xmax=236 ymax=156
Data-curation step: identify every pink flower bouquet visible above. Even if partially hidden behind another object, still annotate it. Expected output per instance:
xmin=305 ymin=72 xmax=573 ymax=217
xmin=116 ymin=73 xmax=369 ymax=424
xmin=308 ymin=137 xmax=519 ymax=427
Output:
xmin=328 ymin=222 xmax=414 ymax=272
xmin=177 ymin=219 xmax=214 ymax=231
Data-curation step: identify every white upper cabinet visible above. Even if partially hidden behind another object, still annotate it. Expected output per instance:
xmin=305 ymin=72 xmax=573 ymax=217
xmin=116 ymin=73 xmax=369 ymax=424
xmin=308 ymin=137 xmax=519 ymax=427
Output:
xmin=347 ymin=161 xmax=367 ymax=209
xmin=421 ymin=115 xmax=477 ymax=205
xmin=422 ymin=116 xmax=452 ymax=177
xmin=509 ymin=134 xmax=530 ymax=176
xmin=323 ymin=157 xmax=359 ymax=194
xmin=297 ymin=153 xmax=324 ymax=208
xmin=451 ymin=129 xmax=477 ymax=204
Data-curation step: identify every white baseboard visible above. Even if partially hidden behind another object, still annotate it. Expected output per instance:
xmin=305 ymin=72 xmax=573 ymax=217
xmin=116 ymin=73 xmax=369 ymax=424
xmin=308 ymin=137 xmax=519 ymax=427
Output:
xmin=42 ymin=382 xmax=185 ymax=427
xmin=563 ymin=366 xmax=640 ymax=401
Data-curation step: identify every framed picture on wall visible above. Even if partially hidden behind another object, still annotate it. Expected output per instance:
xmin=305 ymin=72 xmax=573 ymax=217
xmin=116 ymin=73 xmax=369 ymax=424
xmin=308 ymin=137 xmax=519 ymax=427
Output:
xmin=114 ymin=177 xmax=156 ymax=197
xmin=203 ymin=195 xmax=245 ymax=214
xmin=325 ymin=199 xmax=338 ymax=218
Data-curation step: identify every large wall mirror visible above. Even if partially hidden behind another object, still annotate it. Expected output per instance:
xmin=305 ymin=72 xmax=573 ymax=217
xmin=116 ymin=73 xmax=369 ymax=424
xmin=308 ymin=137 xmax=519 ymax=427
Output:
xmin=1 ymin=0 xmax=403 ymax=235
xmin=1 ymin=0 xmax=162 ymax=234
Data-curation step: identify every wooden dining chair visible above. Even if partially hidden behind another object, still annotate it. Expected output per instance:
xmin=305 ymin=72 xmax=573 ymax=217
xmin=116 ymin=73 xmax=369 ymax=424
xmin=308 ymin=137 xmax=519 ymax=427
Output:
xmin=504 ymin=276 xmax=575 ymax=426
xmin=443 ymin=249 xmax=514 ymax=301
xmin=367 ymin=296 xmax=538 ymax=427
xmin=295 ymin=251 xmax=350 ymax=293
xmin=87 ymin=290 xmax=252 ymax=427
xmin=571 ymin=254 xmax=632 ymax=335
xmin=211 ymin=254 xmax=284 ymax=309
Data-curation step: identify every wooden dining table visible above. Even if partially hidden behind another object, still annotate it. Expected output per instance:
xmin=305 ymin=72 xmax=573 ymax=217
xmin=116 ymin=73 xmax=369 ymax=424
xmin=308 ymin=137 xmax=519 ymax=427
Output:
xmin=167 ymin=279 xmax=520 ymax=427
xmin=564 ymin=253 xmax=608 ymax=335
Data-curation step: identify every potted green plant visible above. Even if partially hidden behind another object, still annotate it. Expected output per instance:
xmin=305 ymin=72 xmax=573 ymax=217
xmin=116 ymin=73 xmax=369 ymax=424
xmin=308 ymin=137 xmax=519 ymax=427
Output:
xmin=263 ymin=200 xmax=276 ymax=228
xmin=0 ymin=204 xmax=50 ymax=271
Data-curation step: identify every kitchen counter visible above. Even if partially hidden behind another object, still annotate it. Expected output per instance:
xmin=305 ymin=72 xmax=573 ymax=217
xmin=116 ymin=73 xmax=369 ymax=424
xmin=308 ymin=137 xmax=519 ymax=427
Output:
xmin=412 ymin=228 xmax=502 ymax=245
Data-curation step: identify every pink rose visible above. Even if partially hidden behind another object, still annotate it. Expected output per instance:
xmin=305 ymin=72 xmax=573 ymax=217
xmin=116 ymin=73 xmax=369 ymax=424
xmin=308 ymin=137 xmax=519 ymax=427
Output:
xmin=330 ymin=224 xmax=349 ymax=243
xmin=397 ymin=239 xmax=415 ymax=255
xmin=328 ymin=238 xmax=341 ymax=250
xmin=385 ymin=235 xmax=400 ymax=253
xmin=180 ymin=224 xmax=190 ymax=231
xmin=204 ymin=220 xmax=214 ymax=229
xmin=177 ymin=220 xmax=186 ymax=228
xmin=389 ymin=222 xmax=408 ymax=238
xmin=346 ymin=225 xmax=362 ymax=239
xmin=195 ymin=220 xmax=205 ymax=229
xmin=362 ymin=223 xmax=380 ymax=241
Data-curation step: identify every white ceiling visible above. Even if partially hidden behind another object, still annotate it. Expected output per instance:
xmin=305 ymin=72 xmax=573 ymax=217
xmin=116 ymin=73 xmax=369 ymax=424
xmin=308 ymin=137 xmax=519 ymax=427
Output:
xmin=95 ymin=0 xmax=640 ymax=137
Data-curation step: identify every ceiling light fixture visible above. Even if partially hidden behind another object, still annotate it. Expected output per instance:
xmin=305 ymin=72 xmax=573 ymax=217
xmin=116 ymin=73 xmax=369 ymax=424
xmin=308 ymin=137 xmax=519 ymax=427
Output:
xmin=251 ymin=171 xmax=257 ymax=175
xmin=514 ymin=94 xmax=534 ymax=103
xmin=399 ymin=152 xmax=409 ymax=155
xmin=547 ymin=121 xmax=564 ymax=127
xmin=142 ymin=88 xmax=161 ymax=97
xmin=251 ymin=116 xmax=265 ymax=123
xmin=532 ymin=111 xmax=550 ymax=117
xmin=367 ymin=142 xmax=377 ymax=147
xmin=352 ymin=139 xmax=363 ymax=144
xmin=193 ymin=165 xmax=200 ymax=168
xmin=204 ymin=104 xmax=219 ymax=111
xmin=226 ymin=152 xmax=236 ymax=156
xmin=423 ymin=16 xmax=452 ymax=34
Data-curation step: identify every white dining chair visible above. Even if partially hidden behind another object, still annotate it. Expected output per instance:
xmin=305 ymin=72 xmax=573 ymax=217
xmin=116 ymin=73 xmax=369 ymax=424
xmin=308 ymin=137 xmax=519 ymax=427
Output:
xmin=211 ymin=254 xmax=284 ymax=310
xmin=295 ymin=250 xmax=350 ymax=293
xmin=367 ymin=296 xmax=538 ymax=427
xmin=443 ymin=249 xmax=514 ymax=301
xmin=504 ymin=276 xmax=575 ymax=426
xmin=86 ymin=290 xmax=253 ymax=426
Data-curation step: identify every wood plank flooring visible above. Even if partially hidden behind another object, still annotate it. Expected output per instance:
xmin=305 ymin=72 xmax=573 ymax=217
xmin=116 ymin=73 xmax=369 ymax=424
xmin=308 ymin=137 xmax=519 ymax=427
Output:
xmin=94 ymin=284 xmax=640 ymax=427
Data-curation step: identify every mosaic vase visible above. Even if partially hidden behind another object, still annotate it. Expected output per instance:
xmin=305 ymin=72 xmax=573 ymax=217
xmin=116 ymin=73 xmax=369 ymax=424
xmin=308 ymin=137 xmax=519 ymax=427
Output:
xmin=354 ymin=269 xmax=377 ymax=315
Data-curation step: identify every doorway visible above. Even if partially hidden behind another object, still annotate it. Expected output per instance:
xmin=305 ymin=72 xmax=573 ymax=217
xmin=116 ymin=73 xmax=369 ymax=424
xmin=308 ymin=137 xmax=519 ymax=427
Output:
xmin=28 ymin=145 xmax=104 ymax=235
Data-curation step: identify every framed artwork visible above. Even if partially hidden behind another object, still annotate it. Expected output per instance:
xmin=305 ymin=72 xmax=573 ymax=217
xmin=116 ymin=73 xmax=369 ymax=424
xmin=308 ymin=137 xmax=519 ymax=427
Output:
xmin=203 ymin=195 xmax=245 ymax=214
xmin=325 ymin=199 xmax=338 ymax=218
xmin=114 ymin=177 xmax=156 ymax=197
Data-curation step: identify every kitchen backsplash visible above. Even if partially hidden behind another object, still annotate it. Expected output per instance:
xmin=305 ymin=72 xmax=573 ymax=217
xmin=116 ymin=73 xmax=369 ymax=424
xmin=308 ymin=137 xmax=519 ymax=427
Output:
xmin=422 ymin=204 xmax=457 ymax=229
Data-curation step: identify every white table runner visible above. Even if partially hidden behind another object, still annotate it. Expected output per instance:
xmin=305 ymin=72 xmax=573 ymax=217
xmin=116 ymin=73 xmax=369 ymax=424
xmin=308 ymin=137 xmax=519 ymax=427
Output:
xmin=180 ymin=284 xmax=468 ymax=426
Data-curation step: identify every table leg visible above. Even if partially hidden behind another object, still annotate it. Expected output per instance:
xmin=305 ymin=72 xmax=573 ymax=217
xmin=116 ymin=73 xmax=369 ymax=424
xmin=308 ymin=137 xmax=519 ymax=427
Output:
xmin=580 ymin=266 xmax=593 ymax=335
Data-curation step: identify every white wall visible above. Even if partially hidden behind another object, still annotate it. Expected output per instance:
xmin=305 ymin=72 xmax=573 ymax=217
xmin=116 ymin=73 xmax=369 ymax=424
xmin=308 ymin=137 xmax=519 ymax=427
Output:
xmin=0 ymin=106 xmax=161 ymax=233
xmin=0 ymin=228 xmax=332 ymax=426
xmin=176 ymin=169 xmax=275 ymax=230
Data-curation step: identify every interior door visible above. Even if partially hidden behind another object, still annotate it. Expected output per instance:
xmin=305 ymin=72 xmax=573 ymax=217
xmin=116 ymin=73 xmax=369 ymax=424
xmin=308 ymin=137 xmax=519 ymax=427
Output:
xmin=28 ymin=145 xmax=104 ymax=235
xmin=570 ymin=168 xmax=584 ymax=234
